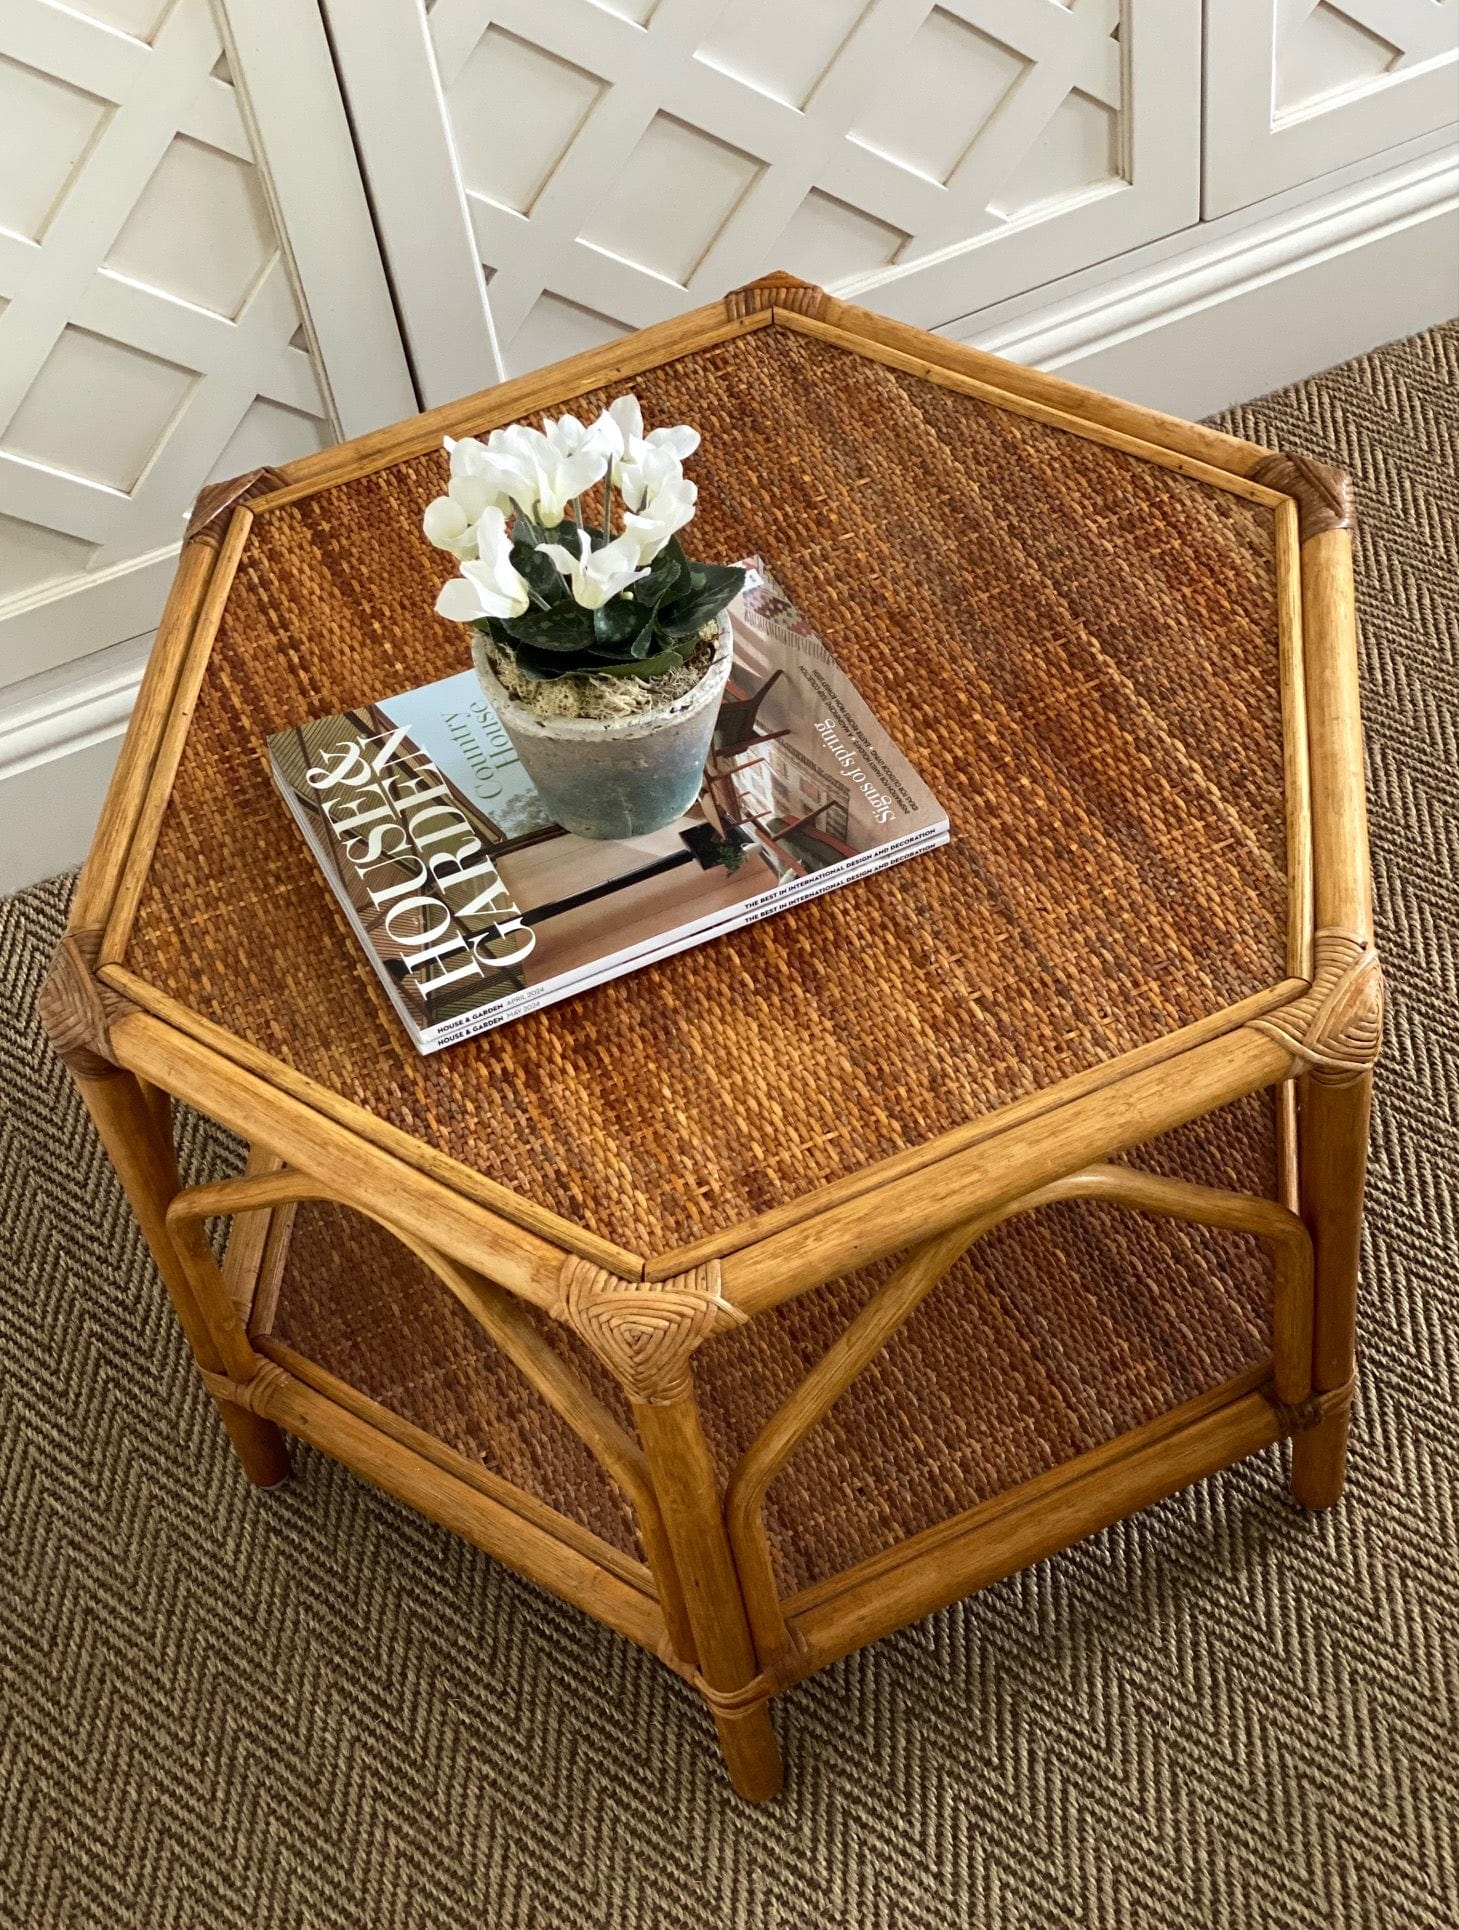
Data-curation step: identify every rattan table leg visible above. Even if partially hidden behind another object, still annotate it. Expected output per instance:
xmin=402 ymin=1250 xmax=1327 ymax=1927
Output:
xmin=1291 ymin=1069 xmax=1372 ymax=1508
xmin=74 ymin=1066 xmax=291 ymax=1488
xmin=634 ymin=1392 xmax=783 ymax=1801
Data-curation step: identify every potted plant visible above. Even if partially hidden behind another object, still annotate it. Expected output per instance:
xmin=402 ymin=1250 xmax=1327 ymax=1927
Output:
xmin=424 ymin=395 xmax=744 ymax=840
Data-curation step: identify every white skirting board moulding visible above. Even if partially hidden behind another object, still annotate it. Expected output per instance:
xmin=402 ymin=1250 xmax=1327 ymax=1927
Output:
xmin=2 ymin=140 xmax=1455 ymax=898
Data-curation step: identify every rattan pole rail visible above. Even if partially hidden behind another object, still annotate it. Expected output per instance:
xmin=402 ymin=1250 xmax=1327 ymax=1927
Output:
xmin=40 ymin=272 xmax=1381 ymax=1801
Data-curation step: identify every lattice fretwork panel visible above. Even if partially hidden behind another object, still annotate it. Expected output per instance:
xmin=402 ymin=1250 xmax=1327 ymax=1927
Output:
xmin=1272 ymin=0 xmax=1454 ymax=117
xmin=1204 ymin=0 xmax=1459 ymax=218
xmin=426 ymin=0 xmax=1136 ymax=373
xmin=0 ymin=0 xmax=334 ymax=617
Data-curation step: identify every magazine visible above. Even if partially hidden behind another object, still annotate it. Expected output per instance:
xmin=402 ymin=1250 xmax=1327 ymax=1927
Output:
xmin=267 ymin=559 xmax=949 ymax=1052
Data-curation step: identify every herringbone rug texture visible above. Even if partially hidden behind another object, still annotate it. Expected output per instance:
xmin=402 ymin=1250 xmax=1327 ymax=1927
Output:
xmin=2 ymin=324 xmax=1455 ymax=1930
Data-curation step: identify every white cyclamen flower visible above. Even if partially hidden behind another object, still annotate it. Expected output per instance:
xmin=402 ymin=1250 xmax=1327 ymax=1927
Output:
xmin=588 ymin=395 xmax=699 ymax=496
xmin=491 ymin=423 xmax=605 ymax=527
xmin=541 ymin=412 xmax=594 ymax=459
xmin=422 ymin=492 xmax=479 ymax=559
xmin=615 ymin=440 xmax=689 ymax=515
xmin=435 ymin=507 xmax=532 ymax=623
xmin=422 ymin=437 xmax=521 ymax=559
xmin=538 ymin=527 xmax=650 ymax=611
xmin=623 ymin=475 xmax=698 ymax=564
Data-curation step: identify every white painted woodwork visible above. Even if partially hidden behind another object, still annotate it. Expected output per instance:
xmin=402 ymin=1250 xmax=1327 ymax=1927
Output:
xmin=319 ymin=0 xmax=502 ymax=408
xmin=972 ymin=142 xmax=1459 ymax=415
xmin=331 ymin=0 xmax=1202 ymax=390
xmin=215 ymin=0 xmax=419 ymax=435
xmin=1204 ymin=0 xmax=1459 ymax=217
xmin=0 ymin=0 xmax=414 ymax=695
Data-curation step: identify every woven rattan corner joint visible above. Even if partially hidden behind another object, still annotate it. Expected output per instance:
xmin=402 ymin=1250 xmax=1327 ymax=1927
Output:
xmin=41 ymin=275 xmax=1381 ymax=1801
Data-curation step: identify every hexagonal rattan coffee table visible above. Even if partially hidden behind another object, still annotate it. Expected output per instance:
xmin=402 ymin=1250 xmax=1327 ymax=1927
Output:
xmin=42 ymin=274 xmax=1381 ymax=1800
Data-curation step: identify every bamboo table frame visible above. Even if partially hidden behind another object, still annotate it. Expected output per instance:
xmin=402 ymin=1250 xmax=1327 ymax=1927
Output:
xmin=41 ymin=275 xmax=1381 ymax=1802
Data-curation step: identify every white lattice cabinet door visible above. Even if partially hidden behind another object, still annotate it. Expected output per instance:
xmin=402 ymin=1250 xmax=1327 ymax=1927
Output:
xmin=0 ymin=0 xmax=413 ymax=686
xmin=1204 ymin=0 xmax=1459 ymax=218
xmin=327 ymin=0 xmax=1200 ymax=397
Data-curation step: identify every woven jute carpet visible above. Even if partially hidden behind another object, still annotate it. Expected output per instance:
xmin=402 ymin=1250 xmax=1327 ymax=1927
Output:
xmin=3 ymin=325 xmax=1455 ymax=1930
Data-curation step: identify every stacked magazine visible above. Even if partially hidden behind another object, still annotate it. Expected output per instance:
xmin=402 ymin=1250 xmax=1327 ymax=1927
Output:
xmin=268 ymin=560 xmax=948 ymax=1052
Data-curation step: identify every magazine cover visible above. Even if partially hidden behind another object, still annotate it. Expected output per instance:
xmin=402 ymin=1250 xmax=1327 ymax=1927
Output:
xmin=268 ymin=559 xmax=948 ymax=1051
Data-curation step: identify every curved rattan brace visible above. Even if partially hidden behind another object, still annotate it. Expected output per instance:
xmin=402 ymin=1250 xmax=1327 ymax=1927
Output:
xmin=185 ymin=465 xmax=286 ymax=546
xmin=1249 ymin=929 xmax=1383 ymax=1085
xmin=170 ymin=1169 xmax=704 ymax=1652
xmin=725 ymin=1166 xmax=1315 ymax=1662
xmin=552 ymin=1256 xmax=746 ymax=1406
xmin=170 ymin=1173 xmax=663 ymax=1514
xmin=725 ymin=271 xmax=826 ymax=320
xmin=38 ymin=928 xmax=137 ymax=1079
xmin=1251 ymin=451 xmax=1355 ymax=542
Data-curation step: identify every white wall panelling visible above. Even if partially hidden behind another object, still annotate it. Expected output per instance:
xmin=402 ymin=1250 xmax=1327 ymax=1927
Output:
xmin=0 ymin=0 xmax=414 ymax=696
xmin=1204 ymin=0 xmax=1459 ymax=217
xmin=214 ymin=0 xmax=419 ymax=432
xmin=330 ymin=0 xmax=1201 ymax=390
xmin=318 ymin=0 xmax=502 ymax=407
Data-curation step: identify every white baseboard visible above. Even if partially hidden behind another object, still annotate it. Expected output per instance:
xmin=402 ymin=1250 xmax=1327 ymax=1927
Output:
xmin=0 ymin=733 xmax=126 ymax=898
xmin=0 ymin=635 xmax=148 ymax=895
xmin=0 ymin=544 xmax=179 ymax=688
xmin=963 ymin=143 xmax=1459 ymax=419
xmin=3 ymin=142 xmax=1456 ymax=898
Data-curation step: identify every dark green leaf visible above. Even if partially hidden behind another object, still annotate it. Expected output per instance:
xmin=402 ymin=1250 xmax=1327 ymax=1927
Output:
xmin=501 ymin=602 xmax=595 ymax=651
xmin=627 ymin=612 xmax=664 ymax=658
xmin=510 ymin=540 xmax=566 ymax=604
xmin=629 ymin=538 xmax=691 ymax=609
xmin=657 ymin=562 xmax=745 ymax=638
xmin=508 ymin=641 xmax=611 ymax=682
xmin=511 ymin=507 xmax=546 ymax=549
xmin=592 ymin=598 xmax=641 ymax=646
xmin=596 ymin=639 xmax=695 ymax=679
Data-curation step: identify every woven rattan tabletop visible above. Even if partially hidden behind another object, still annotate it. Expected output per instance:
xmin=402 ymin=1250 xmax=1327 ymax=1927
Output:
xmin=120 ymin=317 xmax=1296 ymax=1263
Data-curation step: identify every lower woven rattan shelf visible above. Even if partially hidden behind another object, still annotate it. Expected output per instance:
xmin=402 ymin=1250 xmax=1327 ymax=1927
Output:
xmin=248 ymin=1094 xmax=1279 ymax=1608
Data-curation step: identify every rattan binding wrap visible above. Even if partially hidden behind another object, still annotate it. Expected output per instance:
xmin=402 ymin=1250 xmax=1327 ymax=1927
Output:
xmin=552 ymin=1257 xmax=746 ymax=1405
xmin=1250 ymin=929 xmax=1382 ymax=1084
xmin=39 ymin=927 xmax=134 ymax=1079
xmin=126 ymin=324 xmax=1291 ymax=1257
xmin=724 ymin=271 xmax=827 ymax=319
xmin=184 ymin=466 xmax=286 ymax=546
xmin=200 ymin=1360 xmax=290 ymax=1415
xmin=1251 ymin=451 xmax=1355 ymax=543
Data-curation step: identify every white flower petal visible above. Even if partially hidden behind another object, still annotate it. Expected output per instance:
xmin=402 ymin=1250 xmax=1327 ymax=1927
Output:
xmin=645 ymin=424 xmax=699 ymax=460
xmin=543 ymin=412 xmax=592 ymax=458
xmin=460 ymin=559 xmax=529 ymax=621
xmin=445 ymin=476 xmax=487 ymax=524
xmin=475 ymin=504 xmax=511 ymax=551
xmin=423 ymin=496 xmax=469 ymax=548
xmin=607 ymin=395 xmax=643 ymax=446
xmin=447 ymin=435 xmax=492 ymax=479
xmin=436 ymin=576 xmax=486 ymax=622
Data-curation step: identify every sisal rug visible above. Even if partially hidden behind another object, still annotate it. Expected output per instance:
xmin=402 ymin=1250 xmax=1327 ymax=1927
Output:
xmin=2 ymin=324 xmax=1455 ymax=1929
